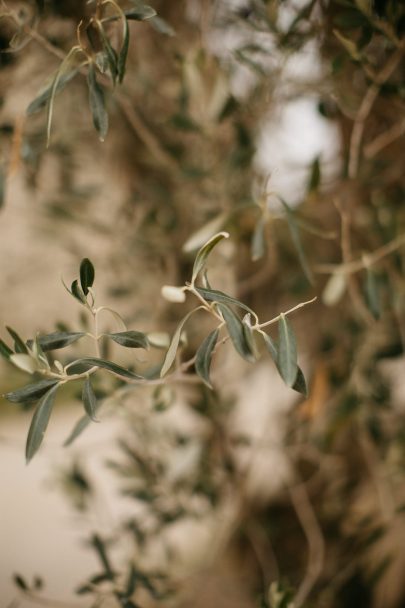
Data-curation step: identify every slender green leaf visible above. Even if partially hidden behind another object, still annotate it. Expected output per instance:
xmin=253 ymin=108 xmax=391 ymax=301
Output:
xmin=28 ymin=332 xmax=85 ymax=352
xmin=261 ymin=331 xmax=278 ymax=361
xmin=191 ymin=232 xmax=229 ymax=284
xmin=160 ymin=308 xmax=201 ymax=377
xmin=195 ymin=287 xmax=256 ymax=316
xmin=216 ymin=303 xmax=254 ymax=362
xmin=292 ymin=367 xmax=308 ymax=397
xmin=13 ymin=574 xmax=29 ymax=591
xmin=91 ymin=534 xmax=115 ymax=579
xmin=0 ymin=338 xmax=13 ymax=361
xmin=125 ymin=564 xmax=137 ymax=597
xmin=68 ymin=357 xmax=144 ymax=380
xmin=6 ymin=326 xmax=28 ymax=353
xmin=280 ymin=199 xmax=314 ymax=284
xmin=195 ymin=328 xmax=219 ymax=387
xmin=118 ymin=14 xmax=129 ymax=83
xmin=80 ymin=258 xmax=95 ymax=296
xmin=82 ymin=377 xmax=99 ymax=422
xmin=149 ymin=15 xmax=175 ymax=36
xmin=242 ymin=315 xmax=259 ymax=360
xmin=27 ymin=67 xmax=80 ymax=115
xmin=26 ymin=383 xmax=59 ymax=463
xmin=99 ymin=27 xmax=118 ymax=84
xmin=87 ymin=64 xmax=109 ymax=141
xmin=3 ymin=379 xmax=59 ymax=404
xmin=106 ymin=331 xmax=149 ymax=349
xmin=71 ymin=279 xmax=87 ymax=304
xmin=277 ymin=314 xmax=298 ymax=387
xmin=251 ymin=216 xmax=267 ymax=261
xmin=64 ymin=410 xmax=99 ymax=447
xmin=365 ymin=268 xmax=380 ymax=320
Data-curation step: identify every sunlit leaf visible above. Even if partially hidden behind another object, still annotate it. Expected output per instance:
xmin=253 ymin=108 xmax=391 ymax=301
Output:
xmin=87 ymin=64 xmax=109 ymax=141
xmin=0 ymin=338 xmax=13 ymax=361
xmin=82 ymin=377 xmax=99 ymax=422
xmin=118 ymin=13 xmax=129 ymax=83
xmin=183 ymin=213 xmax=228 ymax=253
xmin=292 ymin=366 xmax=308 ymax=397
xmin=216 ymin=303 xmax=254 ymax=362
xmin=26 ymin=383 xmax=59 ymax=463
xmin=161 ymin=285 xmax=186 ymax=303
xmin=80 ymin=258 xmax=95 ymax=296
xmin=27 ymin=67 xmax=80 ymax=115
xmin=192 ymin=232 xmax=229 ymax=284
xmin=277 ymin=313 xmax=298 ymax=387
xmin=195 ymin=328 xmax=219 ymax=387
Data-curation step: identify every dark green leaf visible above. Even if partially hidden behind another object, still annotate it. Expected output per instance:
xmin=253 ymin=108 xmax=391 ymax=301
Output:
xmin=280 ymin=199 xmax=314 ymax=284
xmin=13 ymin=574 xmax=28 ymax=591
xmin=68 ymin=357 xmax=144 ymax=380
xmin=6 ymin=326 xmax=28 ymax=353
xmin=251 ymin=216 xmax=267 ymax=261
xmin=26 ymin=383 xmax=59 ymax=463
xmin=195 ymin=287 xmax=256 ymax=316
xmin=87 ymin=64 xmax=109 ymax=141
xmin=91 ymin=534 xmax=115 ymax=580
xmin=160 ymin=308 xmax=200 ymax=377
xmin=195 ymin=328 xmax=219 ymax=387
xmin=125 ymin=564 xmax=137 ymax=597
xmin=71 ymin=280 xmax=87 ymax=304
xmin=27 ymin=67 xmax=80 ymax=115
xmin=4 ymin=379 xmax=59 ymax=404
xmin=192 ymin=232 xmax=229 ymax=284
xmin=80 ymin=258 xmax=95 ymax=296
xmin=82 ymin=377 xmax=99 ymax=422
xmin=216 ymin=303 xmax=254 ymax=362
xmin=365 ymin=268 xmax=380 ymax=320
xmin=149 ymin=15 xmax=175 ymax=36
xmin=277 ymin=314 xmax=298 ymax=387
xmin=242 ymin=316 xmax=259 ymax=360
xmin=0 ymin=338 xmax=13 ymax=361
xmin=64 ymin=411 xmax=97 ymax=447
xmin=292 ymin=367 xmax=308 ymax=397
xmin=28 ymin=332 xmax=85 ymax=351
xmin=107 ymin=331 xmax=149 ymax=349
xmin=307 ymin=156 xmax=321 ymax=192
xmin=99 ymin=27 xmax=118 ymax=84
xmin=118 ymin=14 xmax=129 ymax=84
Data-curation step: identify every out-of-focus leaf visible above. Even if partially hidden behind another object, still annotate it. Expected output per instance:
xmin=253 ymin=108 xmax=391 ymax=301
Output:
xmin=99 ymin=27 xmax=118 ymax=84
xmin=80 ymin=258 xmax=95 ymax=296
xmin=277 ymin=313 xmax=298 ymax=387
xmin=64 ymin=409 xmax=101 ymax=447
xmin=118 ymin=12 xmax=130 ymax=83
xmin=82 ymin=377 xmax=99 ymax=422
xmin=196 ymin=287 xmax=256 ymax=316
xmin=27 ymin=67 xmax=80 ymax=115
xmin=0 ymin=338 xmax=13 ymax=361
xmin=191 ymin=231 xmax=229 ymax=284
xmin=333 ymin=29 xmax=361 ymax=61
xmin=10 ymin=354 xmax=39 ymax=374
xmin=251 ymin=215 xmax=267 ymax=261
xmin=183 ymin=214 xmax=228 ymax=253
xmin=149 ymin=15 xmax=175 ymax=36
xmin=216 ymin=303 xmax=254 ymax=362
xmin=91 ymin=534 xmax=115 ymax=579
xmin=161 ymin=285 xmax=186 ymax=303
xmin=125 ymin=5 xmax=156 ymax=20
xmin=87 ymin=64 xmax=109 ymax=141
xmin=6 ymin=326 xmax=28 ymax=353
xmin=4 ymin=379 xmax=59 ymax=404
xmin=13 ymin=574 xmax=29 ymax=591
xmin=106 ymin=331 xmax=149 ymax=349
xmin=365 ymin=268 xmax=381 ymax=320
xmin=68 ymin=357 xmax=144 ymax=380
xmin=26 ymin=383 xmax=59 ymax=463
xmin=292 ymin=366 xmax=308 ymax=397
xmin=280 ymin=199 xmax=314 ymax=284
xmin=195 ymin=328 xmax=219 ymax=387
xmin=160 ymin=308 xmax=201 ymax=377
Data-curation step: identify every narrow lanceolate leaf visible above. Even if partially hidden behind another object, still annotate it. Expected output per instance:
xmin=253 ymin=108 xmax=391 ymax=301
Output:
xmin=26 ymin=383 xmax=59 ymax=463
xmin=64 ymin=409 xmax=100 ymax=447
xmin=280 ymin=199 xmax=313 ymax=284
xmin=106 ymin=331 xmax=149 ymax=349
xmin=80 ymin=258 xmax=95 ymax=296
xmin=125 ymin=6 xmax=156 ymax=20
xmin=87 ymin=64 xmax=109 ymax=141
xmin=99 ymin=27 xmax=118 ymax=84
xmin=27 ymin=66 xmax=80 ymax=115
xmin=4 ymin=379 xmax=59 ymax=404
xmin=242 ymin=315 xmax=259 ymax=360
xmin=68 ymin=357 xmax=144 ymax=380
xmin=251 ymin=216 xmax=267 ymax=262
xmin=261 ymin=331 xmax=278 ymax=361
xmin=28 ymin=332 xmax=85 ymax=352
xmin=191 ymin=232 xmax=229 ymax=284
xmin=292 ymin=367 xmax=308 ymax=397
xmin=160 ymin=308 xmax=201 ymax=377
xmin=195 ymin=287 xmax=256 ymax=316
xmin=118 ymin=13 xmax=129 ymax=83
xmin=6 ymin=326 xmax=28 ymax=353
xmin=216 ymin=303 xmax=254 ymax=362
xmin=0 ymin=338 xmax=13 ymax=361
xmin=195 ymin=328 xmax=219 ymax=387
xmin=277 ymin=313 xmax=298 ymax=387
xmin=365 ymin=268 xmax=380 ymax=320
xmin=149 ymin=15 xmax=175 ymax=36
xmin=82 ymin=377 xmax=99 ymax=422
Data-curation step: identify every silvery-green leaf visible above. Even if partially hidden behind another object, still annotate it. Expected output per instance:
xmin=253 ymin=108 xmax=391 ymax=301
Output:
xmin=4 ymin=379 xmax=59 ymax=404
xmin=149 ymin=15 xmax=175 ymax=36
xmin=277 ymin=313 xmax=298 ymax=387
xmin=280 ymin=199 xmax=313 ymax=284
xmin=195 ymin=287 xmax=256 ymax=316
xmin=27 ymin=66 xmax=80 ymax=115
xmin=67 ymin=357 xmax=143 ymax=380
xmin=26 ymin=383 xmax=59 ymax=463
xmin=82 ymin=377 xmax=99 ymax=422
xmin=322 ymin=272 xmax=346 ymax=306
xmin=99 ymin=27 xmax=118 ymax=84
xmin=160 ymin=308 xmax=201 ymax=377
xmin=195 ymin=328 xmax=219 ymax=387
xmin=261 ymin=331 xmax=278 ymax=361
xmin=251 ymin=216 xmax=267 ymax=261
xmin=191 ymin=232 xmax=229 ymax=284
xmin=106 ymin=331 xmax=149 ymax=349
xmin=216 ymin=303 xmax=254 ymax=362
xmin=0 ymin=338 xmax=13 ymax=361
xmin=87 ymin=64 xmax=109 ymax=141
xmin=292 ymin=367 xmax=308 ymax=397
xmin=6 ymin=326 xmax=28 ymax=354
xmin=10 ymin=354 xmax=39 ymax=374
xmin=28 ymin=332 xmax=85 ymax=351
xmin=64 ymin=410 xmax=99 ymax=447
xmin=183 ymin=213 xmax=228 ymax=253
xmin=365 ymin=268 xmax=380 ymax=320
xmin=80 ymin=258 xmax=95 ymax=296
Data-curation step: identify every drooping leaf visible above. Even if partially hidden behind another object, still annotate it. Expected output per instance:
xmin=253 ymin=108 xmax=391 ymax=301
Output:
xmin=191 ymin=232 xmax=229 ymax=284
xmin=0 ymin=338 xmax=13 ymax=361
xmin=67 ymin=357 xmax=144 ymax=380
xmin=160 ymin=308 xmax=201 ymax=377
xmin=71 ymin=280 xmax=87 ymax=304
xmin=292 ymin=367 xmax=308 ymax=397
xmin=216 ymin=303 xmax=254 ymax=362
xmin=149 ymin=15 xmax=175 ymax=36
xmin=26 ymin=383 xmax=59 ymax=463
xmin=195 ymin=328 xmax=219 ymax=387
xmin=82 ymin=377 xmax=99 ymax=422
xmin=280 ymin=199 xmax=313 ymax=284
xmin=64 ymin=411 xmax=97 ymax=447
xmin=27 ymin=67 xmax=80 ymax=115
xmin=261 ymin=331 xmax=278 ymax=361
xmin=125 ymin=564 xmax=137 ymax=598
xmin=307 ymin=156 xmax=321 ymax=192
xmin=365 ymin=268 xmax=380 ymax=320
xmin=4 ymin=379 xmax=59 ymax=404
xmin=277 ymin=313 xmax=298 ymax=387
xmin=6 ymin=326 xmax=28 ymax=353
xmin=118 ymin=13 xmax=130 ymax=83
xmin=27 ymin=332 xmax=85 ymax=352
xmin=183 ymin=213 xmax=228 ymax=253
xmin=251 ymin=215 xmax=267 ymax=261
xmin=87 ymin=64 xmax=109 ymax=141
xmin=13 ymin=574 xmax=29 ymax=591
xmin=80 ymin=258 xmax=95 ymax=296
xmin=242 ymin=315 xmax=259 ymax=360
xmin=106 ymin=331 xmax=149 ymax=349
xmin=195 ymin=287 xmax=256 ymax=316
xmin=99 ymin=27 xmax=118 ymax=84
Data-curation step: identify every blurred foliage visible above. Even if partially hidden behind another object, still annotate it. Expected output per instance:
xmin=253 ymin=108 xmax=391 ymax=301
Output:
xmin=1 ymin=0 xmax=405 ymax=607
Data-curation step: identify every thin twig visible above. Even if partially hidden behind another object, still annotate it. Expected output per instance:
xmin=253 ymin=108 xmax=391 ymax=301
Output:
xmin=255 ymin=297 xmax=317 ymax=330
xmin=364 ymin=119 xmax=405 ymax=159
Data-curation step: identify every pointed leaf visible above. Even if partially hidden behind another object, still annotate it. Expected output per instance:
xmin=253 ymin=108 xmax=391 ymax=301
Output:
xmin=4 ymin=379 xmax=59 ymax=404
xmin=27 ymin=66 xmax=80 ymax=115
xmin=216 ymin=303 xmax=254 ymax=362
xmin=82 ymin=377 xmax=99 ymax=422
xmin=106 ymin=331 xmax=149 ymax=349
xmin=28 ymin=332 xmax=85 ymax=351
xmin=87 ymin=64 xmax=109 ymax=141
xmin=183 ymin=213 xmax=228 ymax=253
xmin=277 ymin=313 xmax=298 ymax=387
xmin=261 ymin=331 xmax=278 ymax=361
xmin=195 ymin=287 xmax=256 ymax=316
xmin=191 ymin=232 xmax=229 ymax=284
xmin=118 ymin=13 xmax=129 ymax=83
xmin=6 ymin=326 xmax=28 ymax=353
xmin=71 ymin=279 xmax=87 ymax=304
xmin=195 ymin=328 xmax=219 ymax=387
xmin=0 ymin=338 xmax=13 ymax=361
xmin=68 ymin=357 xmax=143 ymax=380
xmin=160 ymin=308 xmax=201 ymax=377
xmin=292 ymin=367 xmax=308 ymax=397
xmin=80 ymin=258 xmax=95 ymax=296
xmin=280 ymin=199 xmax=313 ymax=284
xmin=25 ymin=383 xmax=59 ymax=463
